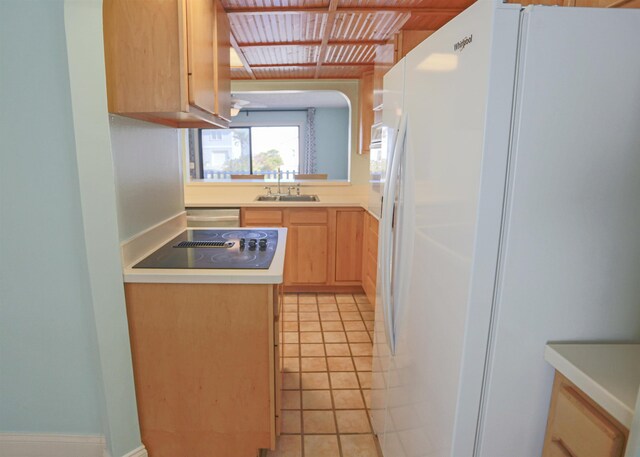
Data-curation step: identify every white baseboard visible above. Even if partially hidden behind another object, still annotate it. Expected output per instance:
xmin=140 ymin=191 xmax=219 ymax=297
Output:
xmin=120 ymin=445 xmax=147 ymax=457
xmin=0 ymin=434 xmax=104 ymax=457
xmin=0 ymin=434 xmax=147 ymax=457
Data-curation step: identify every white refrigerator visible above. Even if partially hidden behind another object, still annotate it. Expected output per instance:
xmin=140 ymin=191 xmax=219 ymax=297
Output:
xmin=371 ymin=2 xmax=640 ymax=457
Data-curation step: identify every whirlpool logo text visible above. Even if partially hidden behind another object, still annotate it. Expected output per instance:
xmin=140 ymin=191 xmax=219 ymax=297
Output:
xmin=454 ymin=34 xmax=473 ymax=52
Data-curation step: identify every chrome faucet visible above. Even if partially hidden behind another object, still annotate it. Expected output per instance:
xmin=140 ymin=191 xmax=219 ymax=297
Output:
xmin=286 ymin=184 xmax=301 ymax=196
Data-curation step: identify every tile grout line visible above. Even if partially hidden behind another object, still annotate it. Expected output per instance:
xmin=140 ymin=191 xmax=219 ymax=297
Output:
xmin=341 ymin=292 xmax=370 ymax=446
xmin=297 ymin=294 xmax=305 ymax=457
xmin=354 ymin=294 xmax=378 ymax=439
xmin=350 ymin=295 xmax=377 ymax=438
xmin=323 ymin=293 xmax=344 ymax=457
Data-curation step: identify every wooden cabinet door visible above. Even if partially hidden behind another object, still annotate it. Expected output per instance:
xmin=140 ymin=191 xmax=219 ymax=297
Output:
xmin=186 ymin=0 xmax=216 ymax=115
xmin=285 ymin=224 xmax=329 ymax=285
xmin=362 ymin=212 xmax=378 ymax=302
xmin=103 ymin=0 xmax=185 ymax=113
xmin=335 ymin=210 xmax=364 ymax=282
xmin=104 ymin=0 xmax=229 ymax=127
xmin=212 ymin=0 xmax=231 ymax=119
xmin=359 ymin=71 xmax=374 ymax=154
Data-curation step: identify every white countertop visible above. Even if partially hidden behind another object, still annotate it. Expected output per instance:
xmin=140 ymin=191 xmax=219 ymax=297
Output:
xmin=186 ymin=201 xmax=365 ymax=208
xmin=182 ymin=182 xmax=380 ymax=220
xmin=545 ymin=343 xmax=640 ymax=428
xmin=184 ymin=196 xmax=380 ymax=220
xmin=123 ymin=227 xmax=288 ymax=285
xmin=184 ymin=195 xmax=368 ymax=208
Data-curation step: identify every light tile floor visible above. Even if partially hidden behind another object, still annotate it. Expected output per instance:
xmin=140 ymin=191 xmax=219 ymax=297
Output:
xmin=267 ymin=292 xmax=382 ymax=457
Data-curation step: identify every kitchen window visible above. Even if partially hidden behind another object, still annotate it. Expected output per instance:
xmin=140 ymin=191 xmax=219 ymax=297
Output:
xmin=198 ymin=126 xmax=300 ymax=180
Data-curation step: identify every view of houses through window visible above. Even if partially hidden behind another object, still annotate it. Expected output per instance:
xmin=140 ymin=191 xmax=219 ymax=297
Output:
xmin=200 ymin=126 xmax=300 ymax=179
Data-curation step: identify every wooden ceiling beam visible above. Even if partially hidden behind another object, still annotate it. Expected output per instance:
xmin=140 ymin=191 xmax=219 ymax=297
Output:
xmin=314 ymin=0 xmax=339 ymax=79
xmin=225 ymin=6 xmax=462 ymax=15
xmin=237 ymin=39 xmax=387 ymax=48
xmin=229 ymin=33 xmax=256 ymax=80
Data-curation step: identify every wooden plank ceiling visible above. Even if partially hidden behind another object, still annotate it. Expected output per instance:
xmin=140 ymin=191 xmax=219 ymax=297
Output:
xmin=222 ymin=0 xmax=475 ymax=79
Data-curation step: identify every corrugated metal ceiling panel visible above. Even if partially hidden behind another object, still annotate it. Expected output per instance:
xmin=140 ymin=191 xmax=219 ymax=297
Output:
xmin=337 ymin=0 xmax=470 ymax=7
xmin=318 ymin=65 xmax=370 ymax=79
xmin=324 ymin=44 xmax=375 ymax=64
xmin=251 ymin=66 xmax=318 ymax=79
xmin=330 ymin=11 xmax=408 ymax=41
xmin=242 ymin=45 xmax=319 ymax=65
xmin=231 ymin=67 xmax=253 ymax=79
xmin=222 ymin=0 xmax=329 ymax=8
xmin=224 ymin=0 xmax=474 ymax=79
xmin=229 ymin=12 xmax=325 ymax=43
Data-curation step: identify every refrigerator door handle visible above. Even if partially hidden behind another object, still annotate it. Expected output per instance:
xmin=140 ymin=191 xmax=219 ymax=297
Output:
xmin=380 ymin=113 xmax=408 ymax=355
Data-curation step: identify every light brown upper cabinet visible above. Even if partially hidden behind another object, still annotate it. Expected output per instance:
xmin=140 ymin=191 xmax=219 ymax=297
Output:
xmin=103 ymin=0 xmax=231 ymax=128
xmin=358 ymin=71 xmax=374 ymax=155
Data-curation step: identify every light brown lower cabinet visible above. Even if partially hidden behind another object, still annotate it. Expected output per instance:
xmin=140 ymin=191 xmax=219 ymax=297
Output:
xmin=241 ymin=206 xmax=366 ymax=291
xmin=335 ymin=209 xmax=365 ymax=282
xmin=124 ymin=282 xmax=282 ymax=457
xmin=542 ymin=372 xmax=628 ymax=457
xmin=362 ymin=211 xmax=379 ymax=305
xmin=285 ymin=223 xmax=329 ymax=284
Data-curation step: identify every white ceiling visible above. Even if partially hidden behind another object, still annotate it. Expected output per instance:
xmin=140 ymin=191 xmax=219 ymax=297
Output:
xmin=231 ymin=90 xmax=350 ymax=110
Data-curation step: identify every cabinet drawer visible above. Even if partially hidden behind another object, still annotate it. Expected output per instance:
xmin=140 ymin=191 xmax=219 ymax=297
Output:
xmin=547 ymin=384 xmax=625 ymax=457
xmin=288 ymin=209 xmax=328 ymax=224
xmin=243 ymin=209 xmax=283 ymax=225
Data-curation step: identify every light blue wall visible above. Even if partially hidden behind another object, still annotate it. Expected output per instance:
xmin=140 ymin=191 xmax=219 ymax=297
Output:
xmin=64 ymin=1 xmax=144 ymax=455
xmin=315 ymin=108 xmax=349 ymax=180
xmin=230 ymin=107 xmax=349 ymax=179
xmin=0 ymin=0 xmax=103 ymax=435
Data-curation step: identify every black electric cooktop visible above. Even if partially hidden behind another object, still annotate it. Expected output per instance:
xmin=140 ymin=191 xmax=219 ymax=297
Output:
xmin=133 ymin=229 xmax=279 ymax=270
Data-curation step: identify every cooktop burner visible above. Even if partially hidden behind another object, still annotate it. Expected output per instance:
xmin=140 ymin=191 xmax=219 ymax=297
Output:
xmin=222 ymin=230 xmax=268 ymax=240
xmin=133 ymin=229 xmax=279 ymax=270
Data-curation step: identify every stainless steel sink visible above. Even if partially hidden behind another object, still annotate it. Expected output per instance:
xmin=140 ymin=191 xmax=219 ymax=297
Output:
xmin=254 ymin=194 xmax=320 ymax=202
xmin=278 ymin=195 xmax=320 ymax=202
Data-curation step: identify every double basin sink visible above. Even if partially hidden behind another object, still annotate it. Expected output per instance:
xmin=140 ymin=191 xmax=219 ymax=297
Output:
xmin=255 ymin=194 xmax=320 ymax=202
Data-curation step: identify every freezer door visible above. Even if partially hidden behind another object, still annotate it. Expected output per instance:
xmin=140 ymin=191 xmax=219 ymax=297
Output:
xmin=382 ymin=2 xmax=520 ymax=457
xmin=370 ymin=58 xmax=407 ymax=440
xmin=369 ymin=60 xmax=406 ymax=219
